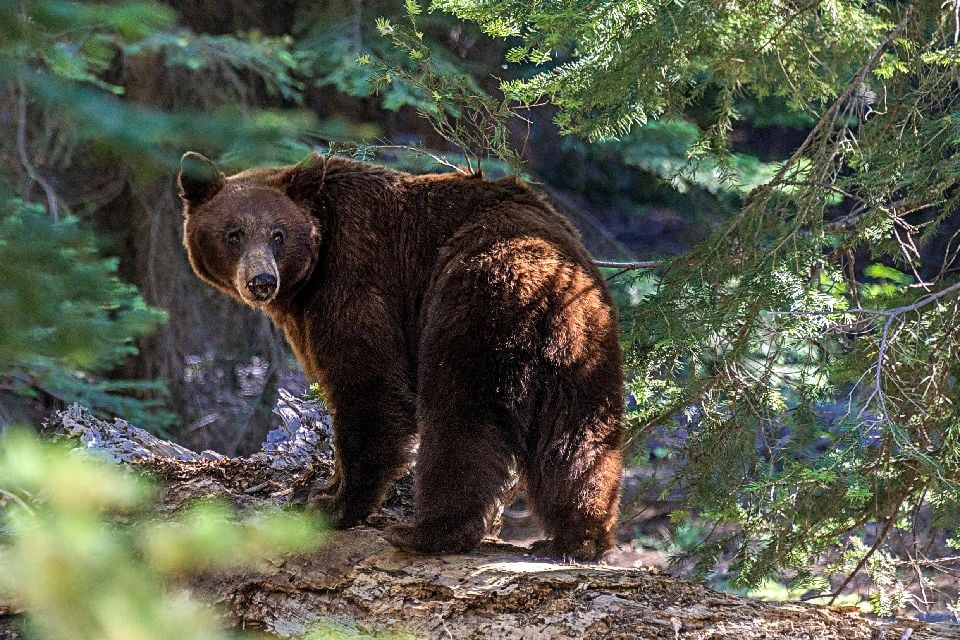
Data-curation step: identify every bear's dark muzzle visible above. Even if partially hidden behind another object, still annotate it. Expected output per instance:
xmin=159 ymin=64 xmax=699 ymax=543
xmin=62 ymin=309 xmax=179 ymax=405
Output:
xmin=246 ymin=273 xmax=278 ymax=301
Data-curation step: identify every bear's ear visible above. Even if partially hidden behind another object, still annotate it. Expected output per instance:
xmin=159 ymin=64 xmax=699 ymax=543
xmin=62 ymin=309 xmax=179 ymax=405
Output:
xmin=295 ymin=152 xmax=324 ymax=172
xmin=285 ymin=152 xmax=326 ymax=202
xmin=178 ymin=152 xmax=224 ymax=205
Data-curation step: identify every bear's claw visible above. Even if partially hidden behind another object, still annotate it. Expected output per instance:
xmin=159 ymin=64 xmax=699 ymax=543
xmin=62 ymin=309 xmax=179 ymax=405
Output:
xmin=384 ymin=521 xmax=483 ymax=555
xmin=527 ymin=538 xmax=608 ymax=562
xmin=300 ymin=491 xmax=368 ymax=529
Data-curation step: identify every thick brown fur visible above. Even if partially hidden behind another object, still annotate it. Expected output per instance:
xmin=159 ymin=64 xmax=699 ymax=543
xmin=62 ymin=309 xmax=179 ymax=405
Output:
xmin=177 ymin=152 xmax=624 ymax=559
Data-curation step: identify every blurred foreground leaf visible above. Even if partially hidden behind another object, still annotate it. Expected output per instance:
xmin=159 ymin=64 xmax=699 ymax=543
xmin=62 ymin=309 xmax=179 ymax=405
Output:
xmin=0 ymin=429 xmax=326 ymax=640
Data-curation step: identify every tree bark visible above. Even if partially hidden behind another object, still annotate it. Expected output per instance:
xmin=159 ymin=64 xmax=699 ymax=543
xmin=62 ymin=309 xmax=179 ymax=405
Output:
xmin=8 ymin=405 xmax=956 ymax=640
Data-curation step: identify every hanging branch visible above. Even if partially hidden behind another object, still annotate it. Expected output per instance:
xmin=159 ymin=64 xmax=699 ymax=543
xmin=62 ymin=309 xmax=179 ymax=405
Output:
xmin=15 ymin=84 xmax=63 ymax=223
xmin=593 ymin=259 xmax=663 ymax=270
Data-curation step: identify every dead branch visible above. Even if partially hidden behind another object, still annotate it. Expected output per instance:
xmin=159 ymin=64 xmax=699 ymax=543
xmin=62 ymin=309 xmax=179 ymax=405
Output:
xmin=15 ymin=84 xmax=63 ymax=223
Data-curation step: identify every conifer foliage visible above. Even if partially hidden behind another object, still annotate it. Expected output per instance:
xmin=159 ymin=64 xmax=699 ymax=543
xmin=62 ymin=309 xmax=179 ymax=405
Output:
xmin=419 ymin=0 xmax=960 ymax=589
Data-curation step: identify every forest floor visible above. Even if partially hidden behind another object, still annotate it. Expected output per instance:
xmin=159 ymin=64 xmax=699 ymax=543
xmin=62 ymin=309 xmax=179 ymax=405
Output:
xmin=5 ymin=363 xmax=959 ymax=624
xmin=498 ymin=475 xmax=960 ymax=624
xmin=2 ymin=404 xmax=953 ymax=640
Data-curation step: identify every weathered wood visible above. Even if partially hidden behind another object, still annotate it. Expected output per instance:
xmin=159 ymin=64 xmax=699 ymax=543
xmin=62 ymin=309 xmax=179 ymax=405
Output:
xmin=191 ymin=525 xmax=960 ymax=640
xmin=25 ymin=405 xmax=960 ymax=639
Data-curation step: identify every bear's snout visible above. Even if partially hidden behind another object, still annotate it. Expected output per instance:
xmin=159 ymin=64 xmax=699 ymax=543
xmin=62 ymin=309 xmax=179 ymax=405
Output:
xmin=235 ymin=244 xmax=280 ymax=305
xmin=246 ymin=273 xmax=278 ymax=301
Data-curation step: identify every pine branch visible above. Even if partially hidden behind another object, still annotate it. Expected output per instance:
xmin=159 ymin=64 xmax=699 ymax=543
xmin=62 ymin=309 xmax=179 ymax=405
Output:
xmin=15 ymin=84 xmax=62 ymax=223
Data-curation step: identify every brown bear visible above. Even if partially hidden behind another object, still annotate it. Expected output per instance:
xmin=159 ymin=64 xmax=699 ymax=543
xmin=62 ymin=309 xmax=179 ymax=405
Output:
xmin=177 ymin=151 xmax=624 ymax=559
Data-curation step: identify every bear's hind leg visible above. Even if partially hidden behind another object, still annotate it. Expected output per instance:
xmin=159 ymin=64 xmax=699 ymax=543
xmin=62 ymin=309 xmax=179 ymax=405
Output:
xmin=526 ymin=416 xmax=622 ymax=561
xmin=386 ymin=413 xmax=515 ymax=554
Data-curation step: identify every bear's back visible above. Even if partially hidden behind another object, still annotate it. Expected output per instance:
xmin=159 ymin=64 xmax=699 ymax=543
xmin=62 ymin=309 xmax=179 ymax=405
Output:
xmin=400 ymin=171 xmax=584 ymax=260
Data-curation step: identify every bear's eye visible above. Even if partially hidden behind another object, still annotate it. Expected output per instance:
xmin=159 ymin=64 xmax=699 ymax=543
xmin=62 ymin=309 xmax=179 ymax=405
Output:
xmin=225 ymin=227 xmax=243 ymax=245
xmin=272 ymin=229 xmax=285 ymax=246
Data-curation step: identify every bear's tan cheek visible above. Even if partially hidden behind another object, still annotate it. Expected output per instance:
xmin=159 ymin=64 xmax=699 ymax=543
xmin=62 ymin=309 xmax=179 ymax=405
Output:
xmin=299 ymin=236 xmax=321 ymax=284
xmin=188 ymin=230 xmax=241 ymax=294
xmin=275 ymin=226 xmax=318 ymax=289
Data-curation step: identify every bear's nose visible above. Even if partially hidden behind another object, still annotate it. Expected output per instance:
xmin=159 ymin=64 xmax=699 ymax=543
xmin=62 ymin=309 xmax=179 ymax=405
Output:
xmin=246 ymin=273 xmax=277 ymax=300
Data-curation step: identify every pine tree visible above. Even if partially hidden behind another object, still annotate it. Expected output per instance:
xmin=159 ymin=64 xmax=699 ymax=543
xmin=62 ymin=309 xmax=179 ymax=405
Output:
xmin=403 ymin=0 xmax=960 ymax=592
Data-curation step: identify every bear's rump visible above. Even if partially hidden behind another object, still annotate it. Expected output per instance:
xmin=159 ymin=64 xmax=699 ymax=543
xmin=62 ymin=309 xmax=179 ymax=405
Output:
xmin=415 ymin=228 xmax=621 ymax=448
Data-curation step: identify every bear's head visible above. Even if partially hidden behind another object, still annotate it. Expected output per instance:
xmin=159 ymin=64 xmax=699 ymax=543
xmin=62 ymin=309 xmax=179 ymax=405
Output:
xmin=177 ymin=152 xmax=321 ymax=308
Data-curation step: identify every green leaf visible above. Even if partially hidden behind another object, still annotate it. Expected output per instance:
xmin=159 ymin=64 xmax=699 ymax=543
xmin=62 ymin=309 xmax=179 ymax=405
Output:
xmin=864 ymin=263 xmax=913 ymax=284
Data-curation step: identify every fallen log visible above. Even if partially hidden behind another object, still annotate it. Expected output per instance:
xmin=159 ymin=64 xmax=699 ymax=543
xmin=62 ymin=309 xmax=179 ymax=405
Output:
xmin=6 ymin=404 xmax=955 ymax=639
xmin=195 ymin=525 xmax=960 ymax=640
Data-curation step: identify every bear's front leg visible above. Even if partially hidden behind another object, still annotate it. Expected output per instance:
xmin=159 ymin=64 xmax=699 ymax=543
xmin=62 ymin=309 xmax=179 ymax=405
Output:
xmin=309 ymin=377 xmax=417 ymax=528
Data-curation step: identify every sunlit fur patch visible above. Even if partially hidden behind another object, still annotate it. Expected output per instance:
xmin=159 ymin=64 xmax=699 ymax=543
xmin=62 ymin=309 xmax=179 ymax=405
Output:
xmin=471 ymin=235 xmax=614 ymax=374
